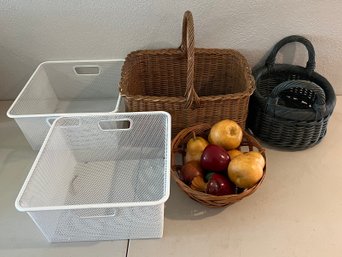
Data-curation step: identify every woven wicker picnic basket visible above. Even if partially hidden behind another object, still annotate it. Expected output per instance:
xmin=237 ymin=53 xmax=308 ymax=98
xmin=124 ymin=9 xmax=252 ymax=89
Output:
xmin=120 ymin=11 xmax=255 ymax=137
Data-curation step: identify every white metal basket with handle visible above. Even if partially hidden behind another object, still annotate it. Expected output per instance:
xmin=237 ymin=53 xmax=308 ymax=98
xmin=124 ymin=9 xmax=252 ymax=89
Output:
xmin=7 ymin=59 xmax=124 ymax=150
xmin=15 ymin=111 xmax=171 ymax=242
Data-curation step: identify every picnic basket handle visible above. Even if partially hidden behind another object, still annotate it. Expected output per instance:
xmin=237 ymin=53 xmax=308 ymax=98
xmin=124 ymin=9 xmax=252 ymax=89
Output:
xmin=180 ymin=10 xmax=200 ymax=108
xmin=265 ymin=35 xmax=316 ymax=72
xmin=266 ymin=80 xmax=326 ymax=120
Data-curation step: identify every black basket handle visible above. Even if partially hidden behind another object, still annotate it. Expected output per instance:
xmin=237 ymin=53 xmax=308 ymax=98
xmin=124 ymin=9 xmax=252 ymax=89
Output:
xmin=265 ymin=35 xmax=316 ymax=73
xmin=180 ymin=10 xmax=200 ymax=109
xmin=266 ymin=80 xmax=326 ymax=121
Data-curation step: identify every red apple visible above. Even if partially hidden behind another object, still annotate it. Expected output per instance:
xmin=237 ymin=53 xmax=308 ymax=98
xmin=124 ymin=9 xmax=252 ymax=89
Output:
xmin=206 ymin=173 xmax=235 ymax=196
xmin=200 ymin=144 xmax=230 ymax=172
xmin=180 ymin=161 xmax=204 ymax=184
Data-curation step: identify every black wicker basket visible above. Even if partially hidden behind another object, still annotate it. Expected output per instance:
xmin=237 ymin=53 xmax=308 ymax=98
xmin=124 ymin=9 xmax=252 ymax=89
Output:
xmin=248 ymin=35 xmax=336 ymax=150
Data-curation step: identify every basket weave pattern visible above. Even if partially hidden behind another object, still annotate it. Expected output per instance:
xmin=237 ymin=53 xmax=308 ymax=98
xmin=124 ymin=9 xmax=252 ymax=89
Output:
xmin=120 ymin=11 xmax=255 ymax=137
xmin=171 ymin=123 xmax=266 ymax=208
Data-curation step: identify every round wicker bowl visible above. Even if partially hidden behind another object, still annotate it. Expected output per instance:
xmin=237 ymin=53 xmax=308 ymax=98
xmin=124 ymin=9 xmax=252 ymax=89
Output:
xmin=171 ymin=123 xmax=266 ymax=208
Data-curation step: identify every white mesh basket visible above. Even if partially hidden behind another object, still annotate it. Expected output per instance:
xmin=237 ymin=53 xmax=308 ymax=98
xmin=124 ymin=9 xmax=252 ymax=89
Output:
xmin=7 ymin=59 xmax=124 ymax=150
xmin=15 ymin=112 xmax=171 ymax=242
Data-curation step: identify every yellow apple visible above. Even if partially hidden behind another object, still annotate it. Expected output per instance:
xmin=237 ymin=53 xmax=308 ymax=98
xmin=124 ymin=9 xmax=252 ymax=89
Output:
xmin=245 ymin=151 xmax=265 ymax=169
xmin=227 ymin=149 xmax=243 ymax=159
xmin=208 ymin=119 xmax=243 ymax=150
xmin=228 ymin=154 xmax=264 ymax=188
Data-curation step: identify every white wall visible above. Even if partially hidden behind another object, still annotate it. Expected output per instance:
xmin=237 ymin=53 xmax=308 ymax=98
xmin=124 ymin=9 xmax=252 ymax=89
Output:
xmin=1 ymin=0 xmax=342 ymax=100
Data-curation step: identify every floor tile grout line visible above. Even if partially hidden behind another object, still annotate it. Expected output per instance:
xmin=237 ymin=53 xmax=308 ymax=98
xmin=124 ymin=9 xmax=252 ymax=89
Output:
xmin=125 ymin=240 xmax=130 ymax=257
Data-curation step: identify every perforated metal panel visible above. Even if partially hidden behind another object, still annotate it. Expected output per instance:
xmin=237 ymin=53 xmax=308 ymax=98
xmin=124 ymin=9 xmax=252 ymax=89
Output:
xmin=15 ymin=112 xmax=171 ymax=242
xmin=7 ymin=59 xmax=124 ymax=150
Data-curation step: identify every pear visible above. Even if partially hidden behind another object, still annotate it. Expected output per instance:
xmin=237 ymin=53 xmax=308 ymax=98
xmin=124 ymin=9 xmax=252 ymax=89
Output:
xmin=185 ymin=132 xmax=209 ymax=163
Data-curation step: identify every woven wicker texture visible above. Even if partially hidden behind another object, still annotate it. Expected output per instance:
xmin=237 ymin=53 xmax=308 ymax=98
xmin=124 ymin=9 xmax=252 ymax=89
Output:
xmin=248 ymin=35 xmax=336 ymax=150
xmin=120 ymin=11 xmax=255 ymax=137
xmin=265 ymin=80 xmax=327 ymax=121
xmin=171 ymin=123 xmax=266 ymax=208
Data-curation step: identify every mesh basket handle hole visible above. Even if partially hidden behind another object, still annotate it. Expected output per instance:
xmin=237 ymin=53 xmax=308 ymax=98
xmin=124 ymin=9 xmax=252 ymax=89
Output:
xmin=98 ymin=119 xmax=131 ymax=131
xmin=74 ymin=65 xmax=100 ymax=75
xmin=57 ymin=117 xmax=81 ymax=127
